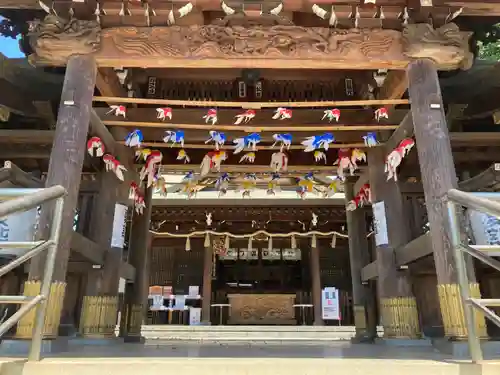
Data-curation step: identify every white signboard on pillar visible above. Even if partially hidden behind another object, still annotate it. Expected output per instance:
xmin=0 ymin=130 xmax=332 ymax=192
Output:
xmin=322 ymin=287 xmax=340 ymax=320
xmin=0 ymin=207 xmax=38 ymax=256
xmin=111 ymin=203 xmax=128 ymax=249
xmin=372 ymin=201 xmax=389 ymax=246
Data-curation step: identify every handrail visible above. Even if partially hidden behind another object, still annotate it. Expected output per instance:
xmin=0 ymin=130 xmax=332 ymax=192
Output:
xmin=0 ymin=186 xmax=65 ymax=361
xmin=446 ymin=188 xmax=500 ymax=363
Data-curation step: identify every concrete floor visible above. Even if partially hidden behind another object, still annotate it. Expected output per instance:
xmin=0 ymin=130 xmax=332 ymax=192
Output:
xmin=0 ymin=342 xmax=499 ymax=375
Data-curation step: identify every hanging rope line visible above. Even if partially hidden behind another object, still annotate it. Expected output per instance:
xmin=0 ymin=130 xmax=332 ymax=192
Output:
xmin=150 ymin=229 xmax=374 ymax=239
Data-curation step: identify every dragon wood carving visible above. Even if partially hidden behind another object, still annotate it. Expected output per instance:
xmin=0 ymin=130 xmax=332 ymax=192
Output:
xmin=28 ymin=15 xmax=100 ymax=65
xmin=27 ymin=15 xmax=473 ymax=70
xmin=402 ymin=23 xmax=474 ymax=70
xmin=103 ymin=25 xmax=401 ymax=60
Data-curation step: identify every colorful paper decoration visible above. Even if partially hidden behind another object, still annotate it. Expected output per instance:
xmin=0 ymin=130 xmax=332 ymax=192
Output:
xmin=200 ymin=150 xmax=228 ymax=177
xmin=270 ymin=151 xmax=288 ymax=172
xmin=233 ymin=133 xmax=261 ymax=154
xmin=177 ymin=149 xmax=190 ymax=163
xmin=239 ymin=152 xmax=256 ymax=163
xmin=346 ymin=184 xmax=372 ymax=211
xmin=363 ymin=132 xmax=378 ymax=147
xmin=322 ymin=108 xmax=340 ymax=122
xmin=156 ymin=107 xmax=172 ymax=121
xmin=103 ymin=154 xmax=127 ymax=181
xmin=374 ymin=107 xmax=389 ymax=122
xmin=314 ymin=150 xmax=327 ymax=164
xmin=234 ymin=110 xmax=256 ymax=124
xmin=205 ymin=131 xmax=226 ymax=150
xmin=203 ymin=108 xmax=218 ymax=125
xmin=215 ymin=173 xmax=230 ymax=197
xmin=272 ymin=107 xmax=292 ymax=120
xmin=125 ymin=129 xmax=143 ymax=148
xmin=267 ymin=173 xmax=281 ymax=196
xmin=301 ymin=133 xmax=335 ymax=152
xmin=135 ymin=148 xmax=151 ymax=162
xmin=385 ymin=138 xmax=415 ymax=181
xmin=163 ymin=130 xmax=184 ymax=147
xmin=271 ymin=133 xmax=292 ymax=150
xmin=140 ymin=150 xmax=163 ymax=188
xmin=106 ymin=105 xmax=126 ymax=118
xmin=86 ymin=137 xmax=105 ymax=157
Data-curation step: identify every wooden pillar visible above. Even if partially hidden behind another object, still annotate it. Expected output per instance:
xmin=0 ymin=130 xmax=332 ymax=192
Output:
xmin=407 ymin=60 xmax=487 ymax=339
xmin=79 ymin=170 xmax=126 ymax=338
xmin=309 ymin=244 xmax=323 ymax=326
xmin=368 ymin=147 xmax=420 ymax=338
xmin=201 ymin=239 xmax=213 ymax=324
xmin=17 ymin=55 xmax=96 ymax=340
xmin=123 ymin=187 xmax=153 ymax=342
xmin=345 ymin=179 xmax=377 ymax=341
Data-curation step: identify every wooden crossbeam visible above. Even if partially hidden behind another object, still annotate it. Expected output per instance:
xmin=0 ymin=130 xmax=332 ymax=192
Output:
xmin=158 ymin=164 xmax=366 ymax=174
xmin=93 ymin=96 xmax=410 ymax=108
xmin=121 ymin=141 xmax=371 ymax=150
xmin=106 ymin=120 xmax=398 ymax=132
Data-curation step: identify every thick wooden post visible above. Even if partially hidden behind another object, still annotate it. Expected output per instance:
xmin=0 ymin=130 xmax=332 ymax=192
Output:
xmin=368 ymin=147 xmax=420 ymax=338
xmin=345 ymin=179 xmax=377 ymax=341
xmin=407 ymin=60 xmax=486 ymax=339
xmin=201 ymin=241 xmax=213 ymax=324
xmin=17 ymin=55 xmax=96 ymax=340
xmin=79 ymin=170 xmax=126 ymax=338
xmin=123 ymin=187 xmax=153 ymax=342
xmin=309 ymin=245 xmax=323 ymax=326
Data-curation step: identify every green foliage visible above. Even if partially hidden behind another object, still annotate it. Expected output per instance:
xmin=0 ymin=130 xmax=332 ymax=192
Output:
xmin=476 ymin=23 xmax=500 ymax=61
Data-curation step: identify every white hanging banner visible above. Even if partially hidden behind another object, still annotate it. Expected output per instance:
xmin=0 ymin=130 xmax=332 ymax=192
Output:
xmin=111 ymin=203 xmax=128 ymax=249
xmin=322 ymin=287 xmax=341 ymax=320
xmin=372 ymin=201 xmax=389 ymax=246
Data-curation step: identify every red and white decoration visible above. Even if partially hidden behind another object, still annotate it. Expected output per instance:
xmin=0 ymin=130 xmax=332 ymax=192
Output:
xmin=87 ymin=137 xmax=105 ymax=157
xmin=346 ymin=184 xmax=372 ymax=211
xmin=156 ymin=107 xmax=173 ymax=121
xmin=272 ymin=107 xmax=292 ymax=120
xmin=103 ymin=154 xmax=127 ymax=181
xmin=106 ymin=105 xmax=126 ymax=118
xmin=385 ymin=138 xmax=415 ymax=181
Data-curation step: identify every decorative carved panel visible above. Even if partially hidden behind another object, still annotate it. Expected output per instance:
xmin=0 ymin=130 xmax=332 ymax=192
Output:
xmin=228 ymin=293 xmax=295 ymax=324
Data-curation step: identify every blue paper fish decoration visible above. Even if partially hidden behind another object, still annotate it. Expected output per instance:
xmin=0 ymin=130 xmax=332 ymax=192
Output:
xmin=271 ymin=133 xmax=292 ymax=150
xmin=233 ymin=133 xmax=261 ymax=154
xmin=271 ymin=172 xmax=281 ymax=181
xmin=363 ymin=132 xmax=378 ymax=147
xmin=245 ymin=173 xmax=257 ymax=180
xmin=182 ymin=171 xmax=195 ymax=182
xmin=215 ymin=172 xmax=231 ymax=196
xmin=125 ymin=129 xmax=144 ymax=148
xmin=163 ymin=130 xmax=185 ymax=147
xmin=215 ymin=172 xmax=230 ymax=189
xmin=205 ymin=131 xmax=226 ymax=150
xmin=301 ymin=133 xmax=335 ymax=152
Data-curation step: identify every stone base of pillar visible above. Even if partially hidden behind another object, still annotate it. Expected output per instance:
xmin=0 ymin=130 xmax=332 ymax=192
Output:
xmin=351 ymin=305 xmax=376 ymax=341
xmin=380 ymin=296 xmax=421 ymax=338
xmin=79 ymin=296 xmax=119 ymax=338
xmin=16 ymin=281 xmax=66 ymax=339
xmin=437 ymin=283 xmax=488 ymax=339
xmin=123 ymin=304 xmax=143 ymax=341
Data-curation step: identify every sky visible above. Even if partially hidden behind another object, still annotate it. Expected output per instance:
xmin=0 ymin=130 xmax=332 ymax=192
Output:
xmin=0 ymin=17 xmax=24 ymax=58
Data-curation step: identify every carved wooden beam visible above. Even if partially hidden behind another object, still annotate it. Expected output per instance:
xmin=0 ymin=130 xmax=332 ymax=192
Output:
xmin=28 ymin=20 xmax=473 ymax=70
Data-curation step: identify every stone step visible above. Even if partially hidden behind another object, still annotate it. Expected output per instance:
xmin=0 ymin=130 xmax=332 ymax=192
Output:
xmin=2 ymin=358 xmax=499 ymax=375
xmin=140 ymin=325 xmax=384 ymax=342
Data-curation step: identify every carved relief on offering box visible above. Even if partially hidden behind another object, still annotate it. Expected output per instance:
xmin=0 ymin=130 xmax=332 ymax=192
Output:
xmin=228 ymin=294 xmax=296 ymax=325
